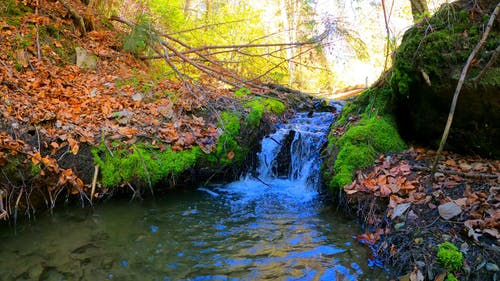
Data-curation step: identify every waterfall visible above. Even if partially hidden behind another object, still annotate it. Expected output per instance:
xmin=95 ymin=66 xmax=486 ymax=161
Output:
xmin=221 ymin=105 xmax=340 ymax=203
xmin=256 ymin=111 xmax=335 ymax=187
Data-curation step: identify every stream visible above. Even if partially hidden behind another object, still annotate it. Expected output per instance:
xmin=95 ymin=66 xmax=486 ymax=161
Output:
xmin=0 ymin=110 xmax=387 ymax=281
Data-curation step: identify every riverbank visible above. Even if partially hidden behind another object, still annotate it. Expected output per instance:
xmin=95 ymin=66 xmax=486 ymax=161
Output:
xmin=341 ymin=147 xmax=499 ymax=280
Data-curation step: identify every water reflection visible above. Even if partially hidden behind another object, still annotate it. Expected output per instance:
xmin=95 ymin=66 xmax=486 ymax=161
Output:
xmin=0 ymin=188 xmax=386 ymax=281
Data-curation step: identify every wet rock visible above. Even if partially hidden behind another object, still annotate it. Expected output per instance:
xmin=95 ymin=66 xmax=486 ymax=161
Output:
xmin=272 ymin=130 xmax=295 ymax=178
xmin=487 ymin=263 xmax=499 ymax=272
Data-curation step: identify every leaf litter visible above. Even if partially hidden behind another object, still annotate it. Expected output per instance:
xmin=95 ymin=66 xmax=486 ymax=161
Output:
xmin=346 ymin=147 xmax=499 ymax=280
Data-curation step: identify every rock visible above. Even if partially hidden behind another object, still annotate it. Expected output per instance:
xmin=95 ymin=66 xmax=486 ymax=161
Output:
xmin=75 ymin=46 xmax=98 ymax=69
xmin=438 ymin=202 xmax=462 ymax=220
xmin=272 ymin=130 xmax=295 ymax=178
xmin=486 ymin=263 xmax=499 ymax=272
xmin=392 ymin=0 xmax=500 ymax=158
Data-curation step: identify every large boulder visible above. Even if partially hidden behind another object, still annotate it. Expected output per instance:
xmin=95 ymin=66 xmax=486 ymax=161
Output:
xmin=392 ymin=0 xmax=499 ymax=158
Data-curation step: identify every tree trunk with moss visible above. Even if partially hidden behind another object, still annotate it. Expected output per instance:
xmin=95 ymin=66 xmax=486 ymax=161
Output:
xmin=409 ymin=0 xmax=429 ymax=22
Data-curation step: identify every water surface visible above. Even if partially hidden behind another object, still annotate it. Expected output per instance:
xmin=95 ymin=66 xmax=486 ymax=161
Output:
xmin=0 ymin=188 xmax=386 ymax=280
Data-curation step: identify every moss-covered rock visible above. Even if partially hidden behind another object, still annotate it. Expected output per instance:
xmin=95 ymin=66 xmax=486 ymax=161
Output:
xmin=391 ymin=0 xmax=499 ymax=158
xmin=244 ymin=97 xmax=286 ymax=127
xmin=204 ymin=111 xmax=247 ymax=167
xmin=323 ymin=88 xmax=406 ymax=190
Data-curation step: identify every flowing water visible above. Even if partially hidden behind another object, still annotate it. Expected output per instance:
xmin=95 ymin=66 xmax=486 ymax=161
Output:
xmin=0 ymin=110 xmax=387 ymax=281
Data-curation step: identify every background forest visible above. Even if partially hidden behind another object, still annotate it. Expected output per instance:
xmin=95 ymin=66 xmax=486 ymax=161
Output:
xmin=89 ymin=0 xmax=449 ymax=93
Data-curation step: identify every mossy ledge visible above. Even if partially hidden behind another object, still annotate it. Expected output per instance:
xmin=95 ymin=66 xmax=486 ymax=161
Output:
xmin=92 ymin=97 xmax=286 ymax=190
xmin=322 ymin=87 xmax=406 ymax=190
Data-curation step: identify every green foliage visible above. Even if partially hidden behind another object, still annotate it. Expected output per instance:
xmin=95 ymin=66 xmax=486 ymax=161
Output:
xmin=92 ymin=143 xmax=199 ymax=188
xmin=437 ymin=242 xmax=463 ymax=272
xmin=123 ymin=14 xmax=154 ymax=56
xmin=244 ymin=97 xmax=286 ymax=127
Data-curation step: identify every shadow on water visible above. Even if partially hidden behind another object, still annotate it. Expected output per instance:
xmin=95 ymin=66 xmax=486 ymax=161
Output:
xmin=0 ymin=110 xmax=388 ymax=280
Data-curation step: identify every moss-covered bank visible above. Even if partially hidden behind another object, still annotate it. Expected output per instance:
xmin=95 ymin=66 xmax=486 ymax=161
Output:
xmin=323 ymin=87 xmax=406 ymax=190
xmin=92 ymin=96 xmax=287 ymax=192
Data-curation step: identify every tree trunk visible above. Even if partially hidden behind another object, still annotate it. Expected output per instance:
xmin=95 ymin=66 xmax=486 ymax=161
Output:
xmin=409 ymin=0 xmax=429 ymax=22
xmin=183 ymin=0 xmax=191 ymax=14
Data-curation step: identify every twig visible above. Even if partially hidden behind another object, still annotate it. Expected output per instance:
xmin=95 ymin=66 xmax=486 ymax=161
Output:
xmin=255 ymin=176 xmax=272 ymax=188
xmin=431 ymin=2 xmax=500 ymax=175
xmin=412 ymin=165 xmax=499 ymax=179
xmin=14 ymin=187 xmax=24 ymax=228
xmin=91 ymin=165 xmax=99 ymax=202
xmin=473 ymin=43 xmax=500 ymax=83
xmin=133 ymin=145 xmax=153 ymax=197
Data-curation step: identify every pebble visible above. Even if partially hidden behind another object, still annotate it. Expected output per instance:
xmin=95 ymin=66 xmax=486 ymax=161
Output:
xmin=486 ymin=263 xmax=499 ymax=272
xmin=394 ymin=222 xmax=405 ymax=231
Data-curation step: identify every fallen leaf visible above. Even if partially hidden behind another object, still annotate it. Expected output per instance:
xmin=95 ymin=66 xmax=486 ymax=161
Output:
xmin=380 ymin=184 xmax=392 ymax=197
xmin=482 ymin=228 xmax=500 ymax=239
xmin=227 ymin=151 xmax=234 ymax=160
xmin=434 ymin=272 xmax=446 ymax=281
xmin=438 ymin=202 xmax=462 ymax=220
xmin=391 ymin=203 xmax=411 ymax=220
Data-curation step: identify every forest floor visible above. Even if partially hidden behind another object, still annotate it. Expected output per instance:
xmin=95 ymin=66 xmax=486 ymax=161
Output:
xmin=0 ymin=0 xmax=239 ymax=201
xmin=343 ymin=147 xmax=499 ymax=280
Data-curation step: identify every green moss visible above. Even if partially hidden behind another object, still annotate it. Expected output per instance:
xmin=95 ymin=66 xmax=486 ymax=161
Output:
xmin=204 ymin=111 xmax=246 ymax=167
xmin=337 ymin=116 xmax=406 ymax=153
xmin=324 ymin=86 xmax=406 ymax=190
xmin=92 ymin=143 xmax=199 ymax=188
xmin=234 ymin=87 xmax=251 ymax=98
xmin=391 ymin=3 xmax=498 ymax=98
xmin=244 ymin=97 xmax=286 ymax=127
xmin=30 ymin=163 xmax=41 ymax=176
xmin=1 ymin=0 xmax=33 ymax=17
xmin=446 ymin=273 xmax=459 ymax=281
xmin=331 ymin=143 xmax=377 ymax=188
xmin=437 ymin=242 xmax=463 ymax=272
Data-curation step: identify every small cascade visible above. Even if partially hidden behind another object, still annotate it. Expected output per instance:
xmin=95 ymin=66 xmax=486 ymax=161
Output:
xmin=223 ymin=102 xmax=342 ymax=203
xmin=256 ymin=110 xmax=336 ymax=187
